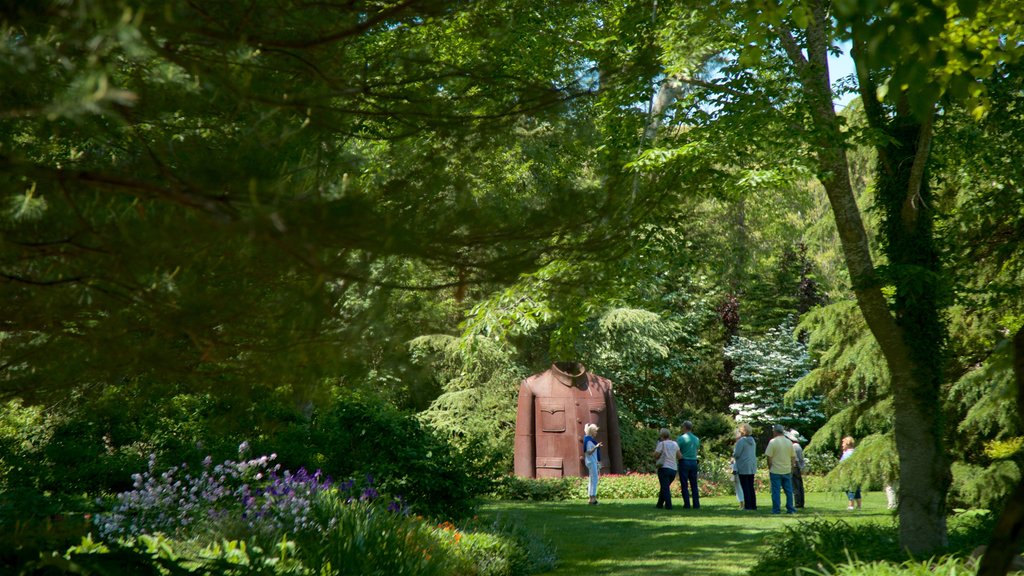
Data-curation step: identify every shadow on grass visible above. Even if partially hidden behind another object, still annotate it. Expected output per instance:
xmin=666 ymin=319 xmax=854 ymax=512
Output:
xmin=482 ymin=494 xmax=895 ymax=576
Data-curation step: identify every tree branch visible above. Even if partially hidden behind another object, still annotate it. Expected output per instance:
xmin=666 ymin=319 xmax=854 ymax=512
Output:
xmin=851 ymin=36 xmax=886 ymax=130
xmin=903 ymin=110 xmax=935 ymax=225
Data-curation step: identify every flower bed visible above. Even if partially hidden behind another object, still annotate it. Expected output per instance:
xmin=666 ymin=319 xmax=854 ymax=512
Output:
xmin=493 ymin=470 xmax=770 ymax=501
xmin=59 ymin=452 xmax=552 ymax=576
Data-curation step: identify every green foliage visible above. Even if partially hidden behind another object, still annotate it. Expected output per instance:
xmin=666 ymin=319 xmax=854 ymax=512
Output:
xmin=949 ymin=335 xmax=1019 ymax=444
xmin=803 ymin=557 xmax=975 ymax=576
xmin=412 ymin=334 xmax=527 ymax=473
xmin=833 ymin=0 xmax=1024 ymax=118
xmin=436 ymin=517 xmax=557 ymax=576
xmin=984 ymin=437 xmax=1024 ymax=460
xmin=299 ymin=493 xmax=458 ymax=576
xmin=310 ymin=392 xmax=497 ymax=519
xmin=750 ymin=510 xmax=998 ymax=576
xmin=0 ymin=514 xmax=93 ymax=573
xmin=823 ymin=434 xmax=899 ymax=492
xmin=803 ymin=452 xmax=841 ymax=477
xmin=685 ymin=409 xmax=749 ymax=457
xmin=0 ymin=389 xmax=494 ymax=522
xmin=748 ymin=518 xmax=905 ymax=576
xmin=795 ymin=301 xmax=891 ymax=420
xmin=491 ymin=476 xmax=579 ymax=502
xmin=0 ymin=382 xmax=316 ymax=504
xmin=949 ymin=460 xmax=1021 ymax=510
xmin=795 ymin=301 xmax=896 ymax=475
xmin=586 ymin=307 xmax=688 ymax=421
xmin=801 ymin=474 xmax=834 ymax=494
xmin=581 ymin=474 xmax=661 ymax=500
xmin=14 ymin=532 xmax=311 ymax=576
xmin=698 ymin=452 xmax=737 ymax=488
xmin=618 ymin=418 xmax=661 ymax=473
xmin=0 ymin=0 xmax=643 ymax=410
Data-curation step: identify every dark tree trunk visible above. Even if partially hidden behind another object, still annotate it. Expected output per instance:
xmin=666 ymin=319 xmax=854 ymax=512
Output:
xmin=875 ymin=117 xmax=949 ymax=554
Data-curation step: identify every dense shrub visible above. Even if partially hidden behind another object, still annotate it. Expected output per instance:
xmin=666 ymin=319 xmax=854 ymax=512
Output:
xmin=801 ymin=474 xmax=832 ymax=493
xmin=749 ymin=518 xmax=904 ymax=576
xmin=679 ymin=411 xmax=740 ymax=456
xmin=434 ymin=517 xmax=557 ymax=576
xmin=803 ymin=450 xmax=840 ymax=476
xmin=583 ymin=474 xmax=658 ymax=499
xmin=491 ymin=475 xmax=579 ymax=501
xmin=949 ymin=460 xmax=1021 ymax=510
xmin=749 ymin=511 xmax=1000 ymax=576
xmin=305 ymin=393 xmax=497 ymax=519
xmin=945 ymin=508 xmax=1000 ymax=556
xmin=619 ymin=422 xmax=660 ymax=473
xmin=1 ymin=389 xmax=495 ymax=522
xmin=0 ymin=513 xmax=93 ymax=573
xmin=299 ymin=492 xmax=458 ymax=576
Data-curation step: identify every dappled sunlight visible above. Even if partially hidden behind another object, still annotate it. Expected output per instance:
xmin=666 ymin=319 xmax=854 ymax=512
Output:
xmin=483 ymin=492 xmax=896 ymax=576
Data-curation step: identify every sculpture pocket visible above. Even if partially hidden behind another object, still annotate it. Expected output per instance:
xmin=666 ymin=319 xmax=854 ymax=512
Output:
xmin=538 ymin=401 xmax=566 ymax=432
xmin=536 ymin=457 xmax=564 ymax=478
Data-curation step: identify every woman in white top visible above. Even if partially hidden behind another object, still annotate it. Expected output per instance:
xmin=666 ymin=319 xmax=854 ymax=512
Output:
xmin=583 ymin=423 xmax=603 ymax=505
xmin=840 ymin=436 xmax=861 ymax=510
xmin=654 ymin=428 xmax=681 ymax=510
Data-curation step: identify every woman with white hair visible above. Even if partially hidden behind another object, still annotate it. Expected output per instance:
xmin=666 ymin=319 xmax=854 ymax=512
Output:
xmin=583 ymin=423 xmax=603 ymax=505
xmin=733 ymin=422 xmax=758 ymax=510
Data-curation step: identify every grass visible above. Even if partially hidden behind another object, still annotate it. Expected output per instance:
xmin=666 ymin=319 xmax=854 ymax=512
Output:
xmin=479 ymin=491 xmax=894 ymax=576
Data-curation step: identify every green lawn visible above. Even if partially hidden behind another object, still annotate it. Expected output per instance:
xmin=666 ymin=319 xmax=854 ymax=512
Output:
xmin=480 ymin=492 xmax=894 ymax=576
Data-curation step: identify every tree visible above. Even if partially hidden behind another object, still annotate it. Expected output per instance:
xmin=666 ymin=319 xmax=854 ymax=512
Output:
xmin=651 ymin=0 xmax=1024 ymax=553
xmin=0 ymin=1 xmax=643 ymax=404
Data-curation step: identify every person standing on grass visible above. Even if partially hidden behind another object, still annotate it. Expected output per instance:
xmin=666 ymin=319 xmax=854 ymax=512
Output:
xmin=583 ymin=423 xmax=603 ymax=505
xmin=733 ymin=422 xmax=758 ymax=510
xmin=653 ymin=428 xmax=681 ymax=510
xmin=787 ymin=429 xmax=806 ymax=509
xmin=765 ymin=424 xmax=797 ymax=514
xmin=840 ymin=436 xmax=862 ymax=510
xmin=676 ymin=420 xmax=700 ymax=509
xmin=730 ymin=429 xmax=744 ymax=509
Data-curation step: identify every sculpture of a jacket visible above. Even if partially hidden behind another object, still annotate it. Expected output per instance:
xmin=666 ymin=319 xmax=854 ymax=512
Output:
xmin=514 ymin=362 xmax=623 ymax=478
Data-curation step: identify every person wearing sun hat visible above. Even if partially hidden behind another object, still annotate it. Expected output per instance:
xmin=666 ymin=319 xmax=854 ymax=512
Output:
xmin=785 ymin=429 xmax=806 ymax=508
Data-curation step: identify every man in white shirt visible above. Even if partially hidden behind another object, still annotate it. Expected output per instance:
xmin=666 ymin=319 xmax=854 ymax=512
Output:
xmin=765 ymin=424 xmax=796 ymax=514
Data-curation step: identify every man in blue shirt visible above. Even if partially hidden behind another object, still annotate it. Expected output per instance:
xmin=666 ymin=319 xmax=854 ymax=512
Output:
xmin=676 ymin=420 xmax=700 ymax=509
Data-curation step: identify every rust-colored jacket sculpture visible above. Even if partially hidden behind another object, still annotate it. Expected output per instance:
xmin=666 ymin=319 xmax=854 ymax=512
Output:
xmin=514 ymin=362 xmax=623 ymax=478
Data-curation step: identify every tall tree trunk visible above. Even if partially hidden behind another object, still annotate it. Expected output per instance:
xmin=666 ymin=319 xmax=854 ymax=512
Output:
xmin=774 ymin=0 xmax=949 ymax=553
xmin=875 ymin=115 xmax=949 ymax=553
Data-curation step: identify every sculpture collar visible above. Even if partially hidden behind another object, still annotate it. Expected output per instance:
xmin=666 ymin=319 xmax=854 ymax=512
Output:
xmin=551 ymin=362 xmax=586 ymax=387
